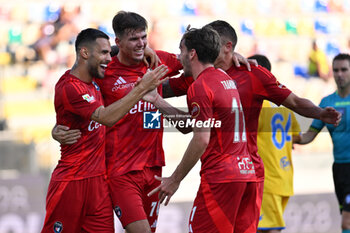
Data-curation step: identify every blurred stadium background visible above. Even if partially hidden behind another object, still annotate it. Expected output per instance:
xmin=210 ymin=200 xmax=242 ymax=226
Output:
xmin=0 ymin=0 xmax=349 ymax=232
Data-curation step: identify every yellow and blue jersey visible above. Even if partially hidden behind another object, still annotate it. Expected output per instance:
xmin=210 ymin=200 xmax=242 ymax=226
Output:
xmin=257 ymin=101 xmax=301 ymax=196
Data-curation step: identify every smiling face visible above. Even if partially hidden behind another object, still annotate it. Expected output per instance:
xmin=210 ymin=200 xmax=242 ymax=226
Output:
xmin=116 ymin=28 xmax=147 ymax=66
xmin=87 ymin=38 xmax=111 ymax=79
xmin=333 ymin=59 xmax=350 ymax=91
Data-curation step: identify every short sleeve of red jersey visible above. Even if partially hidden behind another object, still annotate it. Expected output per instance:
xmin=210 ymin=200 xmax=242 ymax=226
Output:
xmin=251 ymin=66 xmax=291 ymax=105
xmin=186 ymin=81 xmax=213 ymax=122
xmin=156 ymin=50 xmax=182 ymax=76
xmin=156 ymin=50 xmax=195 ymax=97
xmin=169 ymin=74 xmax=194 ymax=96
xmin=61 ymin=81 xmax=102 ymax=120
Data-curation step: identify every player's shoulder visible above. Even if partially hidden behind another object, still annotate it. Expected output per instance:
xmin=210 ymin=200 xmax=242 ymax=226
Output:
xmin=228 ymin=65 xmax=272 ymax=81
xmin=325 ymin=91 xmax=338 ymax=99
xmin=56 ymin=71 xmax=79 ymax=88
xmin=59 ymin=74 xmax=92 ymax=97
xmin=188 ymin=75 xmax=207 ymax=94
xmin=197 ymin=67 xmax=225 ymax=82
xmin=156 ymin=50 xmax=178 ymax=61
xmin=55 ymin=72 xmax=79 ymax=100
xmin=250 ymin=65 xmax=275 ymax=79
xmin=156 ymin=50 xmax=174 ymax=56
xmin=64 ymin=75 xmax=85 ymax=89
xmin=106 ymin=56 xmax=121 ymax=71
xmin=321 ymin=91 xmax=338 ymax=103
xmin=191 ymin=68 xmax=227 ymax=92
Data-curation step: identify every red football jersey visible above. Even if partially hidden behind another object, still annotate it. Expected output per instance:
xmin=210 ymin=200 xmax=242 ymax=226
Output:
xmin=96 ymin=51 xmax=183 ymax=177
xmin=53 ymin=70 xmax=106 ymax=181
xmin=187 ymin=67 xmax=255 ymax=183
xmin=168 ymin=74 xmax=194 ymax=96
xmin=169 ymin=65 xmax=292 ymax=182
xmin=226 ymin=65 xmax=291 ymax=181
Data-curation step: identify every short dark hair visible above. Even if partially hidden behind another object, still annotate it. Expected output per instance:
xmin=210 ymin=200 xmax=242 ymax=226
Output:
xmin=75 ymin=28 xmax=109 ymax=52
xmin=110 ymin=45 xmax=119 ymax=57
xmin=206 ymin=20 xmax=238 ymax=50
xmin=248 ymin=54 xmax=271 ymax=71
xmin=112 ymin=11 xmax=148 ymax=38
xmin=333 ymin=53 xmax=350 ymax=66
xmin=181 ymin=26 xmax=221 ymax=64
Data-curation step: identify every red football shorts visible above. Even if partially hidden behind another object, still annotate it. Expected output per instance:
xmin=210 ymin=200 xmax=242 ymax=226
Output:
xmin=188 ymin=177 xmax=258 ymax=233
xmin=41 ymin=175 xmax=114 ymax=233
xmin=234 ymin=181 xmax=261 ymax=233
xmin=108 ymin=167 xmax=161 ymax=232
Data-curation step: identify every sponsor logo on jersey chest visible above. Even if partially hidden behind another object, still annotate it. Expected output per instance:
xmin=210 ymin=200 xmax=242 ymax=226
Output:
xmin=112 ymin=76 xmax=136 ymax=91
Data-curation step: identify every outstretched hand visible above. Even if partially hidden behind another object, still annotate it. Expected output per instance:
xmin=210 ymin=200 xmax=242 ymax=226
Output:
xmin=147 ymin=175 xmax=180 ymax=206
xmin=137 ymin=65 xmax=169 ymax=92
xmin=320 ymin=107 xmax=342 ymax=126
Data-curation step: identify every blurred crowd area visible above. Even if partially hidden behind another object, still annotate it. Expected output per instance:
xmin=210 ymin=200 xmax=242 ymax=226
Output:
xmin=0 ymin=0 xmax=350 ymax=172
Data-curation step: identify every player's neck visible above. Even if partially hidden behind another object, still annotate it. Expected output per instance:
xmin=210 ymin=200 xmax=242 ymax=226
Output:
xmin=338 ymin=86 xmax=350 ymax=98
xmin=117 ymin=53 xmax=142 ymax=66
xmin=192 ymin=62 xmax=214 ymax=80
xmin=215 ymin=55 xmax=233 ymax=71
xmin=70 ymin=63 xmax=93 ymax=83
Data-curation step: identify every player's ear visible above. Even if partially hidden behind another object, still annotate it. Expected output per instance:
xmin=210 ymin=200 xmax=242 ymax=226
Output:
xmin=115 ymin=37 xmax=120 ymax=47
xmin=189 ymin=49 xmax=196 ymax=60
xmin=80 ymin=47 xmax=89 ymax=59
xmin=224 ymin=41 xmax=233 ymax=53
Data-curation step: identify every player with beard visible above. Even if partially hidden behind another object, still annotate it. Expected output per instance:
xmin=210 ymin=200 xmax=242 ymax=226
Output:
xmin=89 ymin=12 xmax=256 ymax=233
xmin=51 ymin=12 xmax=256 ymax=233
xmin=41 ymin=28 xmax=168 ymax=233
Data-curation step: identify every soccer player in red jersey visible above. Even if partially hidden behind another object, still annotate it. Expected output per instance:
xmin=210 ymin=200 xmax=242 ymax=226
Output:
xmin=51 ymin=12 xmax=255 ymax=233
xmin=41 ymin=28 xmax=168 ymax=233
xmin=168 ymin=20 xmax=341 ymax=232
xmin=91 ymin=12 xmax=254 ymax=233
xmin=94 ymin=11 xmax=185 ymax=233
xmin=147 ymin=26 xmax=257 ymax=233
